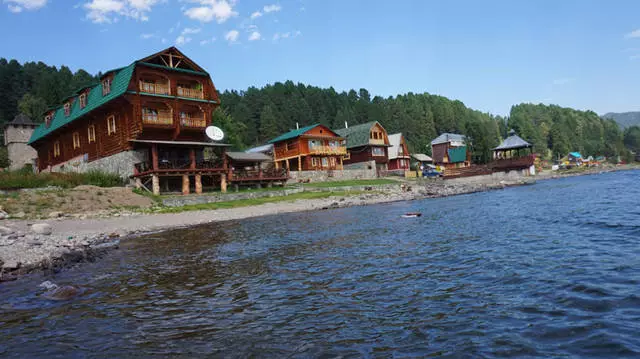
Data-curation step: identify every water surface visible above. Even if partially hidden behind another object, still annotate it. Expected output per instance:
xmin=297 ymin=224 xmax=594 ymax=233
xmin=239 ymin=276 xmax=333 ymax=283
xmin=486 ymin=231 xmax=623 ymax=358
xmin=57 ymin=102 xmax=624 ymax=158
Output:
xmin=2 ymin=171 xmax=640 ymax=357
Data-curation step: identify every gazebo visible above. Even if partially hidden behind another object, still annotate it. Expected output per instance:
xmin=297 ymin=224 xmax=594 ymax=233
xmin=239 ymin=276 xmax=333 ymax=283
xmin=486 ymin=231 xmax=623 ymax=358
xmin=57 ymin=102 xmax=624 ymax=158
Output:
xmin=491 ymin=129 xmax=535 ymax=171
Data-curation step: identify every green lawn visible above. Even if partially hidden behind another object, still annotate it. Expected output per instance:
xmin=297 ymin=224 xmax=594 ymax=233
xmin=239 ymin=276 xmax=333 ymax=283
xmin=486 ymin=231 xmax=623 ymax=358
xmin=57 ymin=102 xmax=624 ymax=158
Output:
xmin=302 ymin=179 xmax=398 ymax=188
xmin=156 ymin=190 xmax=365 ymax=213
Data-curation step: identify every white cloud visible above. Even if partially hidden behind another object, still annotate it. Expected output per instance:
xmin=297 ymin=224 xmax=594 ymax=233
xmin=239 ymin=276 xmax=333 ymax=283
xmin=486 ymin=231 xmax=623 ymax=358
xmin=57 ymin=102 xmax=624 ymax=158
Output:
xmin=200 ymin=37 xmax=216 ymax=45
xmin=273 ymin=30 xmax=301 ymax=42
xmin=263 ymin=4 xmax=280 ymax=13
xmin=5 ymin=0 xmax=47 ymax=12
xmin=248 ymin=31 xmax=261 ymax=41
xmin=181 ymin=27 xmax=201 ymax=35
xmin=140 ymin=33 xmax=155 ymax=39
xmin=625 ymin=29 xmax=640 ymax=38
xmin=82 ymin=0 xmax=163 ymax=24
xmin=183 ymin=0 xmax=237 ymax=23
xmin=250 ymin=10 xmax=261 ymax=19
xmin=161 ymin=37 xmax=167 ymax=43
xmin=552 ymin=78 xmax=574 ymax=86
xmin=225 ymin=29 xmax=239 ymax=43
xmin=175 ymin=35 xmax=192 ymax=45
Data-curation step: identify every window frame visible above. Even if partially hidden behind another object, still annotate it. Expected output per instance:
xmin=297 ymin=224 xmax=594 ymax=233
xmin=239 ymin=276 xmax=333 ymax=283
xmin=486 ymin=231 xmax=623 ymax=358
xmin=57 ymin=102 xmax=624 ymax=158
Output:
xmin=372 ymin=147 xmax=385 ymax=157
xmin=53 ymin=141 xmax=61 ymax=157
xmin=102 ymin=78 xmax=111 ymax=95
xmin=64 ymin=102 xmax=71 ymax=116
xmin=107 ymin=115 xmax=116 ymax=135
xmin=72 ymin=132 xmax=81 ymax=149
xmin=88 ymin=125 xmax=96 ymax=143
xmin=79 ymin=93 xmax=87 ymax=109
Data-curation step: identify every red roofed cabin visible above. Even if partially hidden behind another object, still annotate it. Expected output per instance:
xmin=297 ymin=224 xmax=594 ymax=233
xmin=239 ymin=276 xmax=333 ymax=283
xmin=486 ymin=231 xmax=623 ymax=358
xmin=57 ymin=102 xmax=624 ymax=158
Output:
xmin=27 ymin=47 xmax=229 ymax=195
xmin=269 ymin=124 xmax=347 ymax=171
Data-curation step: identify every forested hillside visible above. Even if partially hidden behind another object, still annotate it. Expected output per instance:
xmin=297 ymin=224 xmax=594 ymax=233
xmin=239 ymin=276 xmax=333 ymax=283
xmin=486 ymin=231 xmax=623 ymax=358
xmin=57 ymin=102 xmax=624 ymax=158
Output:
xmin=0 ymin=58 xmax=634 ymax=166
xmin=602 ymin=111 xmax=640 ymax=129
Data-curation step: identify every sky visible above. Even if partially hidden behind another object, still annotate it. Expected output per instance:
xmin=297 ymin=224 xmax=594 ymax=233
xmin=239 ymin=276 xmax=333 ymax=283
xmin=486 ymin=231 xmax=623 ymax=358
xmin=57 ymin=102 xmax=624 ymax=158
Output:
xmin=1 ymin=0 xmax=640 ymax=116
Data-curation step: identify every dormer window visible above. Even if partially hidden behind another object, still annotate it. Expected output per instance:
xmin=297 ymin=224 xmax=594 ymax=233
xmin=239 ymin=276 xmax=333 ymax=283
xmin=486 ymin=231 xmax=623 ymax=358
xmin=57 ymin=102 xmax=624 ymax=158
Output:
xmin=79 ymin=93 xmax=87 ymax=109
xmin=45 ymin=114 xmax=52 ymax=127
xmin=64 ymin=102 xmax=71 ymax=116
xmin=102 ymin=78 xmax=111 ymax=95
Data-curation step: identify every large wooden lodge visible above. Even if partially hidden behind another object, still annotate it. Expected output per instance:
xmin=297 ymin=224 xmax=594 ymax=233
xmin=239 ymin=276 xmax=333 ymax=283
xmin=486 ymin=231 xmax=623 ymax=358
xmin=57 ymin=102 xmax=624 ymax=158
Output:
xmin=27 ymin=47 xmax=287 ymax=194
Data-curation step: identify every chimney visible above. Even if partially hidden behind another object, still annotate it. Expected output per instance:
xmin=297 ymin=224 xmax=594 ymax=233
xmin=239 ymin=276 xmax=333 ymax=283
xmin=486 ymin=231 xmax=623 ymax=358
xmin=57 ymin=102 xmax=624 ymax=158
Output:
xmin=296 ymin=122 xmax=299 ymax=130
xmin=344 ymin=121 xmax=348 ymax=129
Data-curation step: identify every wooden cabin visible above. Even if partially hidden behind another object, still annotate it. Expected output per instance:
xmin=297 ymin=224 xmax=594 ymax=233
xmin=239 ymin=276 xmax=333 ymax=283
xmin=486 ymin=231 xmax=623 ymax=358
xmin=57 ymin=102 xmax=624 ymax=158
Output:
xmin=430 ymin=133 xmax=470 ymax=170
xmin=490 ymin=129 xmax=535 ymax=172
xmin=335 ymin=121 xmax=390 ymax=170
xmin=387 ymin=133 xmax=411 ymax=171
xmin=226 ymin=151 xmax=288 ymax=189
xmin=269 ymin=124 xmax=346 ymax=171
xmin=27 ymin=47 xmax=228 ymax=195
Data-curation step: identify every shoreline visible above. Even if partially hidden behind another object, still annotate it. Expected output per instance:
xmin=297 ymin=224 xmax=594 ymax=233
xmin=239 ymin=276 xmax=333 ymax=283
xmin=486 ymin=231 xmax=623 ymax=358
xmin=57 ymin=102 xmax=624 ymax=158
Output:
xmin=1 ymin=165 xmax=637 ymax=282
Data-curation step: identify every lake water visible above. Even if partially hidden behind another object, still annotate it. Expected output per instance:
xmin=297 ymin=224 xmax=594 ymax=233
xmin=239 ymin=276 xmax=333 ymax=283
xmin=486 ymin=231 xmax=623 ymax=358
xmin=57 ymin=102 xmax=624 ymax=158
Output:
xmin=1 ymin=171 xmax=640 ymax=358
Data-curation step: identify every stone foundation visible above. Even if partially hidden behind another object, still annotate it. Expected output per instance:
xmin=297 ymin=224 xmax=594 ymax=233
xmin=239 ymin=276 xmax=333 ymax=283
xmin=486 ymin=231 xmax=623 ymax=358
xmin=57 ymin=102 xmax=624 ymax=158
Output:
xmin=48 ymin=150 xmax=147 ymax=179
xmin=287 ymin=160 xmax=377 ymax=184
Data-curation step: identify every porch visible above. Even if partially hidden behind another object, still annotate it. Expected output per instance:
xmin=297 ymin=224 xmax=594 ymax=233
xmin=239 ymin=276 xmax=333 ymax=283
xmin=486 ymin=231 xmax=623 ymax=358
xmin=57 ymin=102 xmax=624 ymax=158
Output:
xmin=227 ymin=152 xmax=289 ymax=190
xmin=130 ymin=139 xmax=229 ymax=195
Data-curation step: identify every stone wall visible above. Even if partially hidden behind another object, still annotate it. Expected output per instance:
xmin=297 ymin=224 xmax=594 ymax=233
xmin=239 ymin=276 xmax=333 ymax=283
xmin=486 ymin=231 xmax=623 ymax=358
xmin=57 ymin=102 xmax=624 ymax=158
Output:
xmin=445 ymin=168 xmax=533 ymax=185
xmin=287 ymin=160 xmax=377 ymax=184
xmin=7 ymin=143 xmax=37 ymax=171
xmin=163 ymin=187 xmax=304 ymax=207
xmin=49 ymin=150 xmax=147 ymax=179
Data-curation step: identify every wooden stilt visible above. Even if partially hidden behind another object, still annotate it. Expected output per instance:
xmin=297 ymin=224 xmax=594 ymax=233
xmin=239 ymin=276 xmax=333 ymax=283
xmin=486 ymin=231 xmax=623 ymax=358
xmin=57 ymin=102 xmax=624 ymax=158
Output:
xmin=135 ymin=178 xmax=142 ymax=189
xmin=152 ymin=174 xmax=160 ymax=195
xmin=298 ymin=156 xmax=302 ymax=171
xmin=340 ymin=156 xmax=344 ymax=170
xmin=195 ymin=174 xmax=202 ymax=194
xmin=182 ymin=175 xmax=190 ymax=195
xmin=220 ymin=174 xmax=227 ymax=193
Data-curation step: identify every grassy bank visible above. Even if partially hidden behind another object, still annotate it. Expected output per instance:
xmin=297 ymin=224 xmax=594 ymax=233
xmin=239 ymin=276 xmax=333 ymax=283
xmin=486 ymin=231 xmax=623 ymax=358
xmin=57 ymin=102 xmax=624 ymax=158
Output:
xmin=0 ymin=169 xmax=123 ymax=190
xmin=302 ymin=179 xmax=397 ymax=188
xmin=155 ymin=190 xmax=367 ymax=213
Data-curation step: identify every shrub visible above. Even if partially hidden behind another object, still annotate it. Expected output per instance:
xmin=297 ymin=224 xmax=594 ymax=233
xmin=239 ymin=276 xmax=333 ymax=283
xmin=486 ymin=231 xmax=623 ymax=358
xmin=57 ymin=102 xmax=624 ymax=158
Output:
xmin=0 ymin=170 xmax=124 ymax=190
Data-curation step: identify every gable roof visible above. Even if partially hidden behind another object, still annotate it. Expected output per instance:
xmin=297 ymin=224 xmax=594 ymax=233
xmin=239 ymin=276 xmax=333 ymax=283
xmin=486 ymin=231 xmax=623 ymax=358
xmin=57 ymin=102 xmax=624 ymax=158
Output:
xmin=246 ymin=143 xmax=273 ymax=153
xmin=227 ymin=152 xmax=272 ymax=162
xmin=268 ymin=124 xmax=341 ymax=144
xmin=493 ymin=130 xmax=532 ymax=151
xmin=412 ymin=153 xmax=433 ymax=162
xmin=431 ymin=133 xmax=466 ymax=146
xmin=5 ymin=113 xmax=37 ymax=128
xmin=334 ymin=121 xmax=383 ymax=149
xmin=28 ymin=47 xmax=211 ymax=145
xmin=388 ymin=133 xmax=409 ymax=159
xmin=28 ymin=63 xmax=135 ymax=144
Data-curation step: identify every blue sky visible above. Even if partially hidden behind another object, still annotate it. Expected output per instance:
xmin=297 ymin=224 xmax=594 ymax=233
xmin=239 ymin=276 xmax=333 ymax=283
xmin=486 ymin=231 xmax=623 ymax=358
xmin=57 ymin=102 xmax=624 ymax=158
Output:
xmin=1 ymin=0 xmax=640 ymax=116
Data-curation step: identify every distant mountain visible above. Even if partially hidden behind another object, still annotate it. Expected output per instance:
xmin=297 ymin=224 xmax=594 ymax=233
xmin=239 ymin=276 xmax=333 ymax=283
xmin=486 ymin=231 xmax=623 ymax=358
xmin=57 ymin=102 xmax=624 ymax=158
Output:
xmin=602 ymin=111 xmax=640 ymax=128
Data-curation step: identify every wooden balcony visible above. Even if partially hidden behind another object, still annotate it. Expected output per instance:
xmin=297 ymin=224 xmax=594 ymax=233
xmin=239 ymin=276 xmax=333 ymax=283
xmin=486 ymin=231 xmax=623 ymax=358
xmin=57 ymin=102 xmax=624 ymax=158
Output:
xmin=309 ymin=145 xmax=347 ymax=155
xmin=134 ymin=159 xmax=224 ymax=175
xmin=490 ymin=154 xmax=535 ymax=171
xmin=177 ymin=87 xmax=204 ymax=100
xmin=139 ymin=81 xmax=170 ymax=95
xmin=142 ymin=111 xmax=173 ymax=126
xmin=230 ymin=168 xmax=289 ymax=182
xmin=180 ymin=116 xmax=207 ymax=128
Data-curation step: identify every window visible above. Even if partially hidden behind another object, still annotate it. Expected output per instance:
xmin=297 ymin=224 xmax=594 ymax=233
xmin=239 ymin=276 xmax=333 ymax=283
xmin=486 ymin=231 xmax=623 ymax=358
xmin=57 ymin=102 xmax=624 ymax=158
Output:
xmin=79 ymin=94 xmax=87 ymax=109
xmin=88 ymin=125 xmax=96 ymax=143
xmin=308 ymin=140 xmax=319 ymax=149
xmin=72 ymin=132 xmax=81 ymax=149
xmin=64 ymin=102 xmax=71 ymax=116
xmin=372 ymin=147 xmax=385 ymax=156
xmin=330 ymin=157 xmax=336 ymax=167
xmin=311 ymin=157 xmax=318 ymax=167
xmin=45 ymin=114 xmax=52 ymax=127
xmin=102 ymin=78 xmax=111 ymax=95
xmin=53 ymin=141 xmax=61 ymax=157
xmin=107 ymin=115 xmax=116 ymax=135
xmin=322 ymin=157 xmax=328 ymax=167
xmin=179 ymin=111 xmax=189 ymax=125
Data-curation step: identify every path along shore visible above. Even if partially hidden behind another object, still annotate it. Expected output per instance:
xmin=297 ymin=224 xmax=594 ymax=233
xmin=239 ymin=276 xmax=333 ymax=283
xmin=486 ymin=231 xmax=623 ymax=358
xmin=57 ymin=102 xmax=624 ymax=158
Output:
xmin=0 ymin=165 xmax=637 ymax=282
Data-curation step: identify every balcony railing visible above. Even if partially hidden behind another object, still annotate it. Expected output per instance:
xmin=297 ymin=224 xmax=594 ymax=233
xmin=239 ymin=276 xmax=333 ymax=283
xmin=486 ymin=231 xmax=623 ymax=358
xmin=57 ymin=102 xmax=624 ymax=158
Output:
xmin=180 ymin=116 xmax=206 ymax=128
xmin=134 ymin=159 xmax=224 ymax=174
xmin=177 ymin=87 xmax=204 ymax=99
xmin=231 ymin=168 xmax=288 ymax=181
xmin=490 ymin=154 xmax=535 ymax=170
xmin=140 ymin=81 xmax=170 ymax=95
xmin=142 ymin=111 xmax=173 ymax=125
xmin=309 ymin=145 xmax=347 ymax=155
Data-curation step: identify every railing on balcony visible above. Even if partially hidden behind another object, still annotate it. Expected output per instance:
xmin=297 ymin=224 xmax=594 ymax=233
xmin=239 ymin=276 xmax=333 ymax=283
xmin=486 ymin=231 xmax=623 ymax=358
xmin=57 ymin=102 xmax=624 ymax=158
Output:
xmin=490 ymin=154 xmax=535 ymax=170
xmin=142 ymin=110 xmax=173 ymax=125
xmin=230 ymin=168 xmax=288 ymax=181
xmin=139 ymin=81 xmax=171 ymax=95
xmin=134 ymin=158 xmax=224 ymax=174
xmin=180 ymin=116 xmax=206 ymax=128
xmin=309 ymin=145 xmax=347 ymax=155
xmin=177 ymin=87 xmax=204 ymax=99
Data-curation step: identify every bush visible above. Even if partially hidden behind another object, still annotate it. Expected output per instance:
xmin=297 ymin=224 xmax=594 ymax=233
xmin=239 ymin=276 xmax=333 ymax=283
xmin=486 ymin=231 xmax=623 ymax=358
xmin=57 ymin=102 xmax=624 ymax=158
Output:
xmin=0 ymin=170 xmax=124 ymax=190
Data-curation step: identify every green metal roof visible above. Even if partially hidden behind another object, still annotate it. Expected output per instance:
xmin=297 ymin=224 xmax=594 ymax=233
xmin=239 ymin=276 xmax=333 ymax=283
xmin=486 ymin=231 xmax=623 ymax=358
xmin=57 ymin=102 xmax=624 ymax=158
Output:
xmin=29 ymin=63 xmax=135 ymax=144
xmin=334 ymin=121 xmax=379 ymax=148
xmin=268 ymin=124 xmax=320 ymax=143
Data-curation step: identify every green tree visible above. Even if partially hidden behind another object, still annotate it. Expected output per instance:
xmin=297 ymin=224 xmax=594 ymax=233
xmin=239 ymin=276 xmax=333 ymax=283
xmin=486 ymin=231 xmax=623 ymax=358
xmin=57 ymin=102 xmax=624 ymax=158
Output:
xmin=623 ymin=126 xmax=640 ymax=152
xmin=17 ymin=93 xmax=47 ymax=121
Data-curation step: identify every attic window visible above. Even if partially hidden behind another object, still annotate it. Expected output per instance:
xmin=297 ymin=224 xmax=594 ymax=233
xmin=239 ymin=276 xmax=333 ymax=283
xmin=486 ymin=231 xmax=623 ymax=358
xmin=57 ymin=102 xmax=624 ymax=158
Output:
xmin=102 ymin=78 xmax=111 ymax=95
xmin=64 ymin=102 xmax=71 ymax=116
xmin=79 ymin=93 xmax=87 ymax=109
xmin=45 ymin=114 xmax=52 ymax=127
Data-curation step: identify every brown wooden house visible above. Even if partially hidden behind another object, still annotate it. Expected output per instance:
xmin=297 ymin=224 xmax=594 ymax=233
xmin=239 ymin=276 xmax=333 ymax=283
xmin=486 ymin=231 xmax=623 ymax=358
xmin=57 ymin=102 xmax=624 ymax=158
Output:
xmin=28 ymin=47 xmax=229 ymax=195
xmin=335 ymin=121 xmax=390 ymax=170
xmin=430 ymin=133 xmax=471 ymax=170
xmin=269 ymin=124 xmax=347 ymax=171
xmin=387 ymin=133 xmax=411 ymax=171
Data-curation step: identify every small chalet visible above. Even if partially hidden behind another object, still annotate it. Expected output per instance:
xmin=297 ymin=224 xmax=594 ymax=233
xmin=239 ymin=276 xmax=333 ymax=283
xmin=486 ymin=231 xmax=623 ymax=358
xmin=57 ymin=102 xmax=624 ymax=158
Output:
xmin=226 ymin=151 xmax=287 ymax=189
xmin=387 ymin=133 xmax=411 ymax=171
xmin=28 ymin=47 xmax=229 ymax=195
xmin=430 ymin=133 xmax=470 ymax=170
xmin=491 ymin=129 xmax=535 ymax=172
xmin=335 ymin=121 xmax=390 ymax=170
xmin=269 ymin=124 xmax=346 ymax=171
